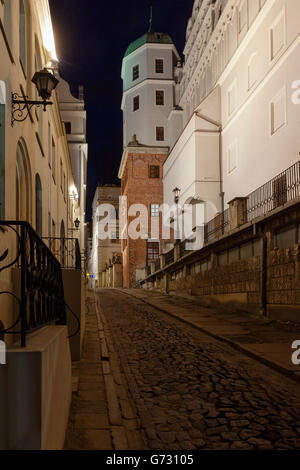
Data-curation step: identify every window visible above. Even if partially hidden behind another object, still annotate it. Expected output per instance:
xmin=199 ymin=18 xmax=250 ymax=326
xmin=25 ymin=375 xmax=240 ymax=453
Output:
xmin=151 ymin=204 xmax=160 ymax=217
xmin=133 ymin=95 xmax=139 ymax=111
xmin=64 ymin=122 xmax=71 ymax=134
xmin=35 ymin=174 xmax=42 ymax=236
xmin=4 ymin=0 xmax=12 ymax=46
xmin=155 ymin=59 xmax=164 ymax=73
xmin=156 ymin=90 xmax=164 ymax=106
xmin=149 ymin=165 xmax=160 ymax=179
xmin=132 ymin=65 xmax=139 ymax=81
xmin=19 ymin=0 xmax=26 ymax=73
xmin=270 ymin=87 xmax=286 ymax=135
xmin=156 ymin=126 xmax=164 ymax=141
xmin=270 ymin=10 xmax=285 ymax=61
xmin=147 ymin=242 xmax=159 ymax=261
xmin=52 ymin=138 xmax=56 ymax=183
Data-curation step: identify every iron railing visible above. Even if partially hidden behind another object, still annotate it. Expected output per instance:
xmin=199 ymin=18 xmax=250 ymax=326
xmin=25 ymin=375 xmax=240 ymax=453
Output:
xmin=204 ymin=209 xmax=230 ymax=243
xmin=42 ymin=237 xmax=81 ymax=270
xmin=246 ymin=161 xmax=300 ymax=222
xmin=165 ymin=248 xmax=174 ymax=266
xmin=0 ymin=221 xmax=66 ymax=347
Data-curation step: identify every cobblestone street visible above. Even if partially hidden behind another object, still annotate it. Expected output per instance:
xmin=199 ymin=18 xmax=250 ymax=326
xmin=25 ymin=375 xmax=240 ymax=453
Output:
xmin=97 ymin=288 xmax=300 ymax=451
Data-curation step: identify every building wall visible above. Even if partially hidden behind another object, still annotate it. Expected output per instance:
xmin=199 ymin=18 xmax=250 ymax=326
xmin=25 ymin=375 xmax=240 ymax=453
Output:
xmin=221 ymin=0 xmax=300 ymax=205
xmin=56 ymin=76 xmax=88 ymax=263
xmin=163 ymin=0 xmax=300 ymax=227
xmin=0 ymin=0 xmax=79 ymax=342
xmin=142 ymin=199 xmax=300 ymax=322
xmin=88 ymin=185 xmax=121 ymax=286
xmin=121 ymin=149 xmax=168 ymax=288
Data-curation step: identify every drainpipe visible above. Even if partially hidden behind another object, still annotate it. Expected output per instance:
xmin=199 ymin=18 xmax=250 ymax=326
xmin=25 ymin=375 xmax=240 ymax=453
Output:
xmin=196 ymin=112 xmax=224 ymax=213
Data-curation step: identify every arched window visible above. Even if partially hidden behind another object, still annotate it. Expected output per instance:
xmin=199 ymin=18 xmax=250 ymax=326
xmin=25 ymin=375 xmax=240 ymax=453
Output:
xmin=35 ymin=174 xmax=42 ymax=236
xmin=16 ymin=139 xmax=32 ymax=222
xmin=19 ymin=0 xmax=26 ymax=72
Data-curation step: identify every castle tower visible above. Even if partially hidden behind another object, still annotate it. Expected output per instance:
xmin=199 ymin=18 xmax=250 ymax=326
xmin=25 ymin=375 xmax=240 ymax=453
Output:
xmin=119 ymin=22 xmax=180 ymax=288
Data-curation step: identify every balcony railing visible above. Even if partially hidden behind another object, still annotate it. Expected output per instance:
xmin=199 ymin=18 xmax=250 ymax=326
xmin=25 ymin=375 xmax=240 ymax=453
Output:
xmin=42 ymin=237 xmax=81 ymax=270
xmin=246 ymin=161 xmax=300 ymax=222
xmin=0 ymin=221 xmax=66 ymax=347
xmin=155 ymin=258 xmax=161 ymax=272
xmin=165 ymin=248 xmax=174 ymax=266
xmin=204 ymin=209 xmax=230 ymax=243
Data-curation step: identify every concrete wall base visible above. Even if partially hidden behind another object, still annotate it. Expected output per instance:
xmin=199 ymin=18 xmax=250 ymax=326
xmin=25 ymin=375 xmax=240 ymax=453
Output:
xmin=0 ymin=326 xmax=72 ymax=450
xmin=62 ymin=269 xmax=86 ymax=361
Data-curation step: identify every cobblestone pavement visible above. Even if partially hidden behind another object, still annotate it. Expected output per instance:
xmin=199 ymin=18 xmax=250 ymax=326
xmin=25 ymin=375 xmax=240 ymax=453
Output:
xmin=97 ymin=288 xmax=300 ymax=451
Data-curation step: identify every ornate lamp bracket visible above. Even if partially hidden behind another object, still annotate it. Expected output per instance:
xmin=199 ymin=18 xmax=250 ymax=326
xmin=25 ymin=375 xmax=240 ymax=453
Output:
xmin=11 ymin=93 xmax=53 ymax=127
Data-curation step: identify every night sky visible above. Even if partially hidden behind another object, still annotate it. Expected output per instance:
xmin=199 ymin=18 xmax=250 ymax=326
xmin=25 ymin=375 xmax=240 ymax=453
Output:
xmin=49 ymin=0 xmax=192 ymax=219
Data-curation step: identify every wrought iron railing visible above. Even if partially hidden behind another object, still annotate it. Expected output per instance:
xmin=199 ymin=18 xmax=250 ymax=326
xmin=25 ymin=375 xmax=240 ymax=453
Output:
xmin=0 ymin=221 xmax=67 ymax=347
xmin=246 ymin=161 xmax=300 ymax=222
xmin=204 ymin=209 xmax=230 ymax=243
xmin=165 ymin=248 xmax=174 ymax=266
xmin=42 ymin=237 xmax=81 ymax=270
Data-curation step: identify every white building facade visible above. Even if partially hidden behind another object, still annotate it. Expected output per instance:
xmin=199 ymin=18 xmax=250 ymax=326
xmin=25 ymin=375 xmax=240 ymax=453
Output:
xmin=56 ymin=78 xmax=88 ymax=265
xmin=164 ymin=0 xmax=300 ymax=225
xmin=89 ymin=185 xmax=121 ymax=287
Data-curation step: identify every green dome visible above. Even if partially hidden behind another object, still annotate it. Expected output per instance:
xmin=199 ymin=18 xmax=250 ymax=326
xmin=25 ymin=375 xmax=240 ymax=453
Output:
xmin=124 ymin=31 xmax=173 ymax=58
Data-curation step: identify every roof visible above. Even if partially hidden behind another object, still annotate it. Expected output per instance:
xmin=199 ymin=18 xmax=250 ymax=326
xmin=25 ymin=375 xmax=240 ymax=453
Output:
xmin=124 ymin=31 xmax=174 ymax=58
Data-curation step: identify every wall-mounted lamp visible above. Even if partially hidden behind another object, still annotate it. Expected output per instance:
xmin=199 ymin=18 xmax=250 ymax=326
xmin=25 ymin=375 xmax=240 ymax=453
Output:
xmin=11 ymin=68 xmax=59 ymax=126
xmin=68 ymin=218 xmax=80 ymax=232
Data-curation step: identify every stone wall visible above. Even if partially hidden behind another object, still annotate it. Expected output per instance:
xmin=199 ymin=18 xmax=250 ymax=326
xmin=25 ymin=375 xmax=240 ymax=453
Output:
xmin=142 ymin=199 xmax=300 ymax=321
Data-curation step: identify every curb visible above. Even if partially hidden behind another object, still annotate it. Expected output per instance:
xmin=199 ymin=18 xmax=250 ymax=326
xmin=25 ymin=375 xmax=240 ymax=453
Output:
xmin=116 ymin=289 xmax=300 ymax=386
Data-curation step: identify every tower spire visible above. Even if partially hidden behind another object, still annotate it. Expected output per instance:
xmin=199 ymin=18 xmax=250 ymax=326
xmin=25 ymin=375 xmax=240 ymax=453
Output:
xmin=148 ymin=6 xmax=154 ymax=32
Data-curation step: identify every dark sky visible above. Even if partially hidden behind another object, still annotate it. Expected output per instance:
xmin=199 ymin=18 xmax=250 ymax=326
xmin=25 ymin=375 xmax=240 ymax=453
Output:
xmin=49 ymin=0 xmax=192 ymax=219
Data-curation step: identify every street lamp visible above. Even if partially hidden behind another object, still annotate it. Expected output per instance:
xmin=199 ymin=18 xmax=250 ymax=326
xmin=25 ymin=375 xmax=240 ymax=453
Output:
xmin=173 ymin=187 xmax=181 ymax=242
xmin=11 ymin=68 xmax=59 ymax=126
xmin=68 ymin=218 xmax=80 ymax=233
xmin=74 ymin=218 xmax=80 ymax=229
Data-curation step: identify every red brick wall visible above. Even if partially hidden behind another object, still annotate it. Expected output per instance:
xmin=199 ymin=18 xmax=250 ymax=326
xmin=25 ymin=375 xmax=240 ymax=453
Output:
xmin=121 ymin=150 xmax=168 ymax=288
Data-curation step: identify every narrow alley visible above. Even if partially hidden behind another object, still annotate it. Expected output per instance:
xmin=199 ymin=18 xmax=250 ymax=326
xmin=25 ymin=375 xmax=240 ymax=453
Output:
xmin=65 ymin=289 xmax=300 ymax=451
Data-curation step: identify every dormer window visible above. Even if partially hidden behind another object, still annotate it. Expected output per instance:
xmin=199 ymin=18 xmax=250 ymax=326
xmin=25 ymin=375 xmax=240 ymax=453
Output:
xmin=155 ymin=59 xmax=164 ymax=74
xmin=132 ymin=65 xmax=139 ymax=81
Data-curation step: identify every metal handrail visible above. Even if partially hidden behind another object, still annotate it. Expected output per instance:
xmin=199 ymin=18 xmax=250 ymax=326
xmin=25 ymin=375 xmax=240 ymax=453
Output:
xmin=42 ymin=237 xmax=81 ymax=270
xmin=0 ymin=221 xmax=67 ymax=347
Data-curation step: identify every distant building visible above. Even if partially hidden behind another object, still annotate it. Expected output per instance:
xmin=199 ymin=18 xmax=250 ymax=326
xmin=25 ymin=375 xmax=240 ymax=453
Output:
xmin=56 ymin=77 xmax=88 ymax=267
xmin=89 ymin=185 xmax=122 ymax=287
xmin=119 ymin=25 xmax=180 ymax=287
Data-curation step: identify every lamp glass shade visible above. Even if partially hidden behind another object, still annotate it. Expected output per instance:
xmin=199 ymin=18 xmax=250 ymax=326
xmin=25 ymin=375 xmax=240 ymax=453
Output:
xmin=74 ymin=218 xmax=80 ymax=229
xmin=173 ymin=187 xmax=181 ymax=199
xmin=32 ymin=68 xmax=59 ymax=101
